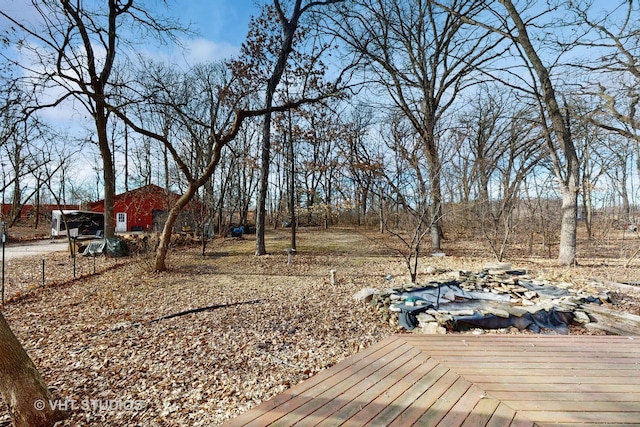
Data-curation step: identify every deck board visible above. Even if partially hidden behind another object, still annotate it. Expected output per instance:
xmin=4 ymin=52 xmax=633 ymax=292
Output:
xmin=460 ymin=397 xmax=501 ymax=427
xmin=339 ymin=353 xmax=437 ymax=427
xmin=222 ymin=334 xmax=640 ymax=426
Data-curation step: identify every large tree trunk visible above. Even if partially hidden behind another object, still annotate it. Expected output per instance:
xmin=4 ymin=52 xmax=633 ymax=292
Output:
xmin=154 ymin=186 xmax=197 ymax=271
xmin=500 ymin=0 xmax=579 ymax=266
xmin=429 ymin=194 xmax=442 ymax=251
xmin=0 ymin=312 xmax=66 ymax=427
xmin=255 ymin=0 xmax=303 ymax=256
xmin=288 ymin=129 xmax=297 ymax=250
xmin=254 ymin=110 xmax=272 ymax=256
xmin=96 ymin=110 xmax=116 ymax=238
xmin=424 ymin=130 xmax=443 ymax=252
xmin=558 ymin=186 xmax=578 ymax=265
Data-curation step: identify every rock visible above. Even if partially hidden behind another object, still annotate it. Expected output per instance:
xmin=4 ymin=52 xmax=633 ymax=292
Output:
xmin=448 ymin=309 xmax=475 ymax=316
xmin=443 ymin=289 xmax=456 ymax=301
xmin=561 ymin=296 xmax=581 ymax=305
xmin=484 ymin=262 xmax=512 ymax=271
xmin=434 ymin=312 xmax=453 ymax=324
xmin=481 ymin=308 xmax=510 ymax=318
xmin=537 ymin=301 xmax=555 ymax=311
xmin=420 ymin=321 xmax=446 ymax=334
xmin=506 ymin=306 xmax=529 ymax=317
xmin=519 ymin=305 xmax=544 ymax=314
xmin=353 ymin=287 xmax=379 ymax=303
xmin=572 ymin=310 xmax=591 ymax=325
xmin=416 ymin=313 xmax=436 ymax=323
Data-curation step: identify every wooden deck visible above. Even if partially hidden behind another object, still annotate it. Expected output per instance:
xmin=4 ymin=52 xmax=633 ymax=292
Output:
xmin=222 ymin=334 xmax=640 ymax=426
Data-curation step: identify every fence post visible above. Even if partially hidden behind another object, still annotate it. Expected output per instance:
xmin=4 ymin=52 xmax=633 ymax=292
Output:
xmin=1 ymin=222 xmax=5 ymax=304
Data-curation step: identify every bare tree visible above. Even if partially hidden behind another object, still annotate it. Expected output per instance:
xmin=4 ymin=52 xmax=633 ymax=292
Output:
xmin=328 ymin=0 xmax=505 ymax=252
xmin=249 ymin=0 xmax=344 ymax=256
xmin=568 ymin=98 xmax=611 ymax=239
xmin=115 ymin=57 xmax=335 ymax=270
xmin=438 ymin=0 xmax=583 ymax=265
xmin=498 ymin=0 xmax=581 ymax=265
xmin=571 ymin=2 xmax=640 ymax=225
xmin=1 ymin=0 xmax=187 ymax=237
xmin=454 ymin=86 xmax=544 ymax=260
xmin=378 ymin=114 xmax=434 ymax=282
xmin=0 ymin=81 xmax=58 ymax=227
xmin=340 ymin=106 xmax=385 ymax=227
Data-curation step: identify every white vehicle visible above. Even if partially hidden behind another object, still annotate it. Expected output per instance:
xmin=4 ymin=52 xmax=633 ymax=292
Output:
xmin=51 ymin=210 xmax=105 ymax=237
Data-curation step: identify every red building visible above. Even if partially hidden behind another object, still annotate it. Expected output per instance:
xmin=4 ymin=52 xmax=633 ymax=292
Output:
xmin=88 ymin=184 xmax=198 ymax=233
xmin=2 ymin=203 xmax=79 ymax=222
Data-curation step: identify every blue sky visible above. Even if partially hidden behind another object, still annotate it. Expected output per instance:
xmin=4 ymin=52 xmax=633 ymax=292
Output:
xmin=180 ymin=0 xmax=260 ymax=45
xmin=169 ymin=0 xmax=265 ymax=63
xmin=1 ymin=0 xmax=265 ymax=65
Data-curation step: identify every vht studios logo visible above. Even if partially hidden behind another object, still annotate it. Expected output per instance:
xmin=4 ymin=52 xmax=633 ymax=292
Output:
xmin=34 ymin=398 xmax=146 ymax=412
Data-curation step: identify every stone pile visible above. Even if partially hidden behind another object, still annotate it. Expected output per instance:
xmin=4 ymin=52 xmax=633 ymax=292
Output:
xmin=364 ymin=263 xmax=609 ymax=334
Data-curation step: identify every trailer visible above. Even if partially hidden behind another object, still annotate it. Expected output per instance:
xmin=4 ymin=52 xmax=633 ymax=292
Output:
xmin=51 ymin=210 xmax=105 ymax=237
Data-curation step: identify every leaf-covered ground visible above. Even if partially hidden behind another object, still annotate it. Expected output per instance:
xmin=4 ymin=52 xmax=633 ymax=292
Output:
xmin=1 ymin=229 xmax=404 ymax=426
xmin=1 ymin=227 xmax=640 ymax=426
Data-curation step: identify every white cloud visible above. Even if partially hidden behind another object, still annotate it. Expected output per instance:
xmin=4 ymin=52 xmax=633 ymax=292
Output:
xmin=180 ymin=38 xmax=240 ymax=66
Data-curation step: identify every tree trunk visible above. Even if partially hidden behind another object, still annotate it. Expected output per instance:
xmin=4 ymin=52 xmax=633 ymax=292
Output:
xmin=96 ymin=111 xmax=116 ymax=238
xmin=254 ymin=112 xmax=272 ymax=256
xmin=34 ymin=177 xmax=41 ymax=229
xmin=582 ymin=177 xmax=593 ymax=241
xmin=288 ymin=153 xmax=296 ymax=250
xmin=558 ymin=185 xmax=578 ymax=266
xmin=425 ymin=134 xmax=443 ymax=251
xmin=499 ymin=0 xmax=579 ymax=266
xmin=378 ymin=188 xmax=385 ymax=233
xmin=255 ymin=0 xmax=304 ymax=256
xmin=429 ymin=182 xmax=443 ymax=251
xmin=154 ymin=186 xmax=197 ymax=271
xmin=0 ymin=312 xmax=67 ymax=427
xmin=10 ymin=175 xmax=21 ymax=226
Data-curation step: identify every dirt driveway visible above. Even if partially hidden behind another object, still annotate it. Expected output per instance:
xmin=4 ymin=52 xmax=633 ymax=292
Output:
xmin=1 ymin=239 xmax=70 ymax=260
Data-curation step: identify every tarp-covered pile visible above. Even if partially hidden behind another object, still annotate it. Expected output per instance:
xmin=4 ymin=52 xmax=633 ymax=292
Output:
xmin=82 ymin=238 xmax=129 ymax=257
xmin=364 ymin=264 xmax=608 ymax=334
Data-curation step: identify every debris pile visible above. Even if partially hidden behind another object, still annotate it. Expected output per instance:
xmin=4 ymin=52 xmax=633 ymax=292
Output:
xmin=364 ymin=263 xmax=610 ymax=334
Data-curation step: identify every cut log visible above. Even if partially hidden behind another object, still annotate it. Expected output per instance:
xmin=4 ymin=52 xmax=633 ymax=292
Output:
xmin=581 ymin=303 xmax=640 ymax=335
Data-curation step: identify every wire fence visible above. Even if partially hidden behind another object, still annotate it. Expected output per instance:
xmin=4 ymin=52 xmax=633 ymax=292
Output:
xmin=1 ymin=248 xmax=128 ymax=304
